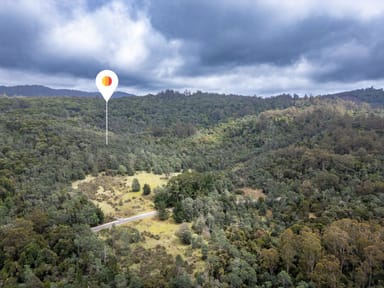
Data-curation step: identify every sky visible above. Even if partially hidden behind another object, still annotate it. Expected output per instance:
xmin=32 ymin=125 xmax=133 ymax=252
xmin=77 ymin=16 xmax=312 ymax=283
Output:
xmin=1 ymin=0 xmax=384 ymax=96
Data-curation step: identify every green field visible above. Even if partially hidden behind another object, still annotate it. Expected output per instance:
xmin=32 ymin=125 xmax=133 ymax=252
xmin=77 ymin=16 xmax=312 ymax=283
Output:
xmin=73 ymin=171 xmax=178 ymax=219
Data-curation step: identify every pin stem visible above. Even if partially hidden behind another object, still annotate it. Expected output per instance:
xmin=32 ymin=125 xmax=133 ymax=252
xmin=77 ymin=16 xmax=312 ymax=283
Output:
xmin=106 ymin=101 xmax=108 ymax=145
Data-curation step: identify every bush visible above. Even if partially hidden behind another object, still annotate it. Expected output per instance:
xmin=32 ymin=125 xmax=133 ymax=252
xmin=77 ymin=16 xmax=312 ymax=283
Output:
xmin=176 ymin=223 xmax=192 ymax=245
xmin=131 ymin=178 xmax=140 ymax=192
xmin=143 ymin=184 xmax=151 ymax=195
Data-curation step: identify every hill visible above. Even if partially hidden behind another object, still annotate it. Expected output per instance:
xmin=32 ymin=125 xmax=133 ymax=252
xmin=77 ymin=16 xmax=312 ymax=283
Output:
xmin=0 ymin=84 xmax=134 ymax=98
xmin=323 ymin=87 xmax=384 ymax=107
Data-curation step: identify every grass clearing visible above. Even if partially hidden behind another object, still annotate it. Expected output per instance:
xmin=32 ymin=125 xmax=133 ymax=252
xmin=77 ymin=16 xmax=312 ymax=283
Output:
xmin=72 ymin=171 xmax=178 ymax=219
xmin=122 ymin=217 xmax=206 ymax=274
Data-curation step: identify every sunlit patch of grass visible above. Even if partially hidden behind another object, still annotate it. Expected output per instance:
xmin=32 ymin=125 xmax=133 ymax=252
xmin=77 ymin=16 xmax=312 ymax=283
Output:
xmin=94 ymin=201 xmax=115 ymax=216
xmin=73 ymin=171 xmax=178 ymax=218
xmin=122 ymin=218 xmax=206 ymax=274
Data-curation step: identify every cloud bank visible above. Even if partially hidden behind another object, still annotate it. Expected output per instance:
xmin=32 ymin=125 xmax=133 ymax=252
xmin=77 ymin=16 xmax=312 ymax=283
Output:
xmin=1 ymin=0 xmax=384 ymax=95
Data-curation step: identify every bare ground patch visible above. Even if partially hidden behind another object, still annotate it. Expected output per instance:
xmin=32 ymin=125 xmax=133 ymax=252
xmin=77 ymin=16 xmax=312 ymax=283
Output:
xmin=241 ymin=187 xmax=266 ymax=199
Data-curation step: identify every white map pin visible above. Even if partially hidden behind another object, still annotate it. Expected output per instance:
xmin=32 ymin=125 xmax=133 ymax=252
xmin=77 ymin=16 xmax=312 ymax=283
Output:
xmin=96 ymin=70 xmax=118 ymax=145
xmin=96 ymin=70 xmax=118 ymax=102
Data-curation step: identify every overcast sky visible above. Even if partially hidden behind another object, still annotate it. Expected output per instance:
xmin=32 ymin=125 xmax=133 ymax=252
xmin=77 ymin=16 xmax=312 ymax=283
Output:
xmin=1 ymin=0 xmax=384 ymax=96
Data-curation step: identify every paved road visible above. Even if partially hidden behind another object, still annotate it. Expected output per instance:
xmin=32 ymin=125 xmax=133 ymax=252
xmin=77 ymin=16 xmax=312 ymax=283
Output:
xmin=91 ymin=210 xmax=158 ymax=232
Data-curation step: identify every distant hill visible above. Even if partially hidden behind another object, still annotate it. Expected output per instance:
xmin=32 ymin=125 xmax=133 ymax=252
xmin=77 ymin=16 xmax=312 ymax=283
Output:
xmin=323 ymin=87 xmax=384 ymax=107
xmin=0 ymin=85 xmax=134 ymax=98
xmin=1 ymin=85 xmax=383 ymax=107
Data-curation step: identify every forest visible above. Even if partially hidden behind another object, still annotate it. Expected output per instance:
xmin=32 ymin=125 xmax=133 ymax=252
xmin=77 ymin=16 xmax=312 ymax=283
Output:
xmin=0 ymin=87 xmax=383 ymax=287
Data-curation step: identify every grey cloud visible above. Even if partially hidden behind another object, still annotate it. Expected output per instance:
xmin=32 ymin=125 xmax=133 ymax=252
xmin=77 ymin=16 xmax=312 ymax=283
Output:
xmin=0 ymin=1 xmax=170 ymax=87
xmin=148 ymin=0 xmax=384 ymax=83
xmin=0 ymin=8 xmax=42 ymax=70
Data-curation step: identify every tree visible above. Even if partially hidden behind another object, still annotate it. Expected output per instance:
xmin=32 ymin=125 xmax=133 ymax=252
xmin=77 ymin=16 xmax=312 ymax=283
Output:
xmin=23 ymin=265 xmax=44 ymax=288
xmin=277 ymin=271 xmax=293 ymax=288
xmin=114 ymin=273 xmax=128 ymax=288
xmin=323 ymin=223 xmax=350 ymax=269
xmin=201 ymin=243 xmax=208 ymax=260
xmin=298 ymin=228 xmax=322 ymax=276
xmin=279 ymin=228 xmax=297 ymax=273
xmin=181 ymin=198 xmax=195 ymax=222
xmin=226 ymin=257 xmax=257 ymax=287
xmin=260 ymin=248 xmax=279 ymax=274
xmin=173 ymin=202 xmax=186 ymax=223
xmin=170 ymin=274 xmax=193 ymax=288
xmin=176 ymin=223 xmax=192 ymax=245
xmin=311 ymin=255 xmax=341 ymax=288
xmin=142 ymin=184 xmax=151 ymax=195
xmin=157 ymin=201 xmax=169 ymax=221
xmin=128 ymin=275 xmax=143 ymax=288
xmin=131 ymin=178 xmax=140 ymax=192
xmin=362 ymin=244 xmax=384 ymax=287
xmin=118 ymin=165 xmax=127 ymax=175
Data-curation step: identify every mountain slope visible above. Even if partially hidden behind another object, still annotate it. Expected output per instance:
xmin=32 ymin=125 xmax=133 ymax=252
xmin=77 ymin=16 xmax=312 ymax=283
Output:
xmin=323 ymin=87 xmax=384 ymax=107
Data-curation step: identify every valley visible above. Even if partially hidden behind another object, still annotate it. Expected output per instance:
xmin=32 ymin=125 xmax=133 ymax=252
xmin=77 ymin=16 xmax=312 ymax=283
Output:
xmin=0 ymin=89 xmax=384 ymax=287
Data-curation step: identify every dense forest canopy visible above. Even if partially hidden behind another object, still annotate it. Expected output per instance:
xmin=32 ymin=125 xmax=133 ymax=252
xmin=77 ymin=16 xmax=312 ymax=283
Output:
xmin=0 ymin=89 xmax=383 ymax=287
